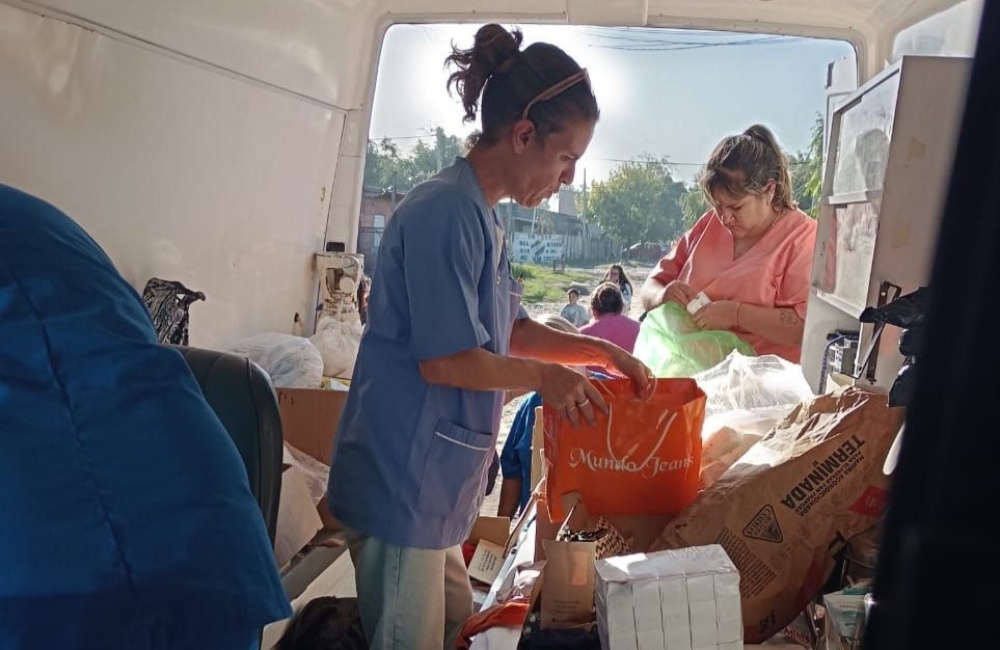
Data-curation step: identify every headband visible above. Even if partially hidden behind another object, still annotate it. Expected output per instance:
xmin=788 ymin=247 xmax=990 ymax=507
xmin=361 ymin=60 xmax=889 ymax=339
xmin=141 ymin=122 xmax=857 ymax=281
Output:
xmin=520 ymin=68 xmax=590 ymax=120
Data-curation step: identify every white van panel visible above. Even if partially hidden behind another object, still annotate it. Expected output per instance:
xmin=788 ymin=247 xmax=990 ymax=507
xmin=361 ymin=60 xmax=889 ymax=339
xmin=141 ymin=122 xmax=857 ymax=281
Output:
xmin=16 ymin=0 xmax=961 ymax=111
xmin=0 ymin=3 xmax=343 ymax=348
xmin=16 ymin=0 xmax=381 ymax=109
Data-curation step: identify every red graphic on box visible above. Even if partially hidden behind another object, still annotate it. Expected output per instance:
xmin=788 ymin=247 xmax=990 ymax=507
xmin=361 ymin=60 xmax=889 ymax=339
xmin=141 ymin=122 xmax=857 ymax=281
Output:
xmin=850 ymin=485 xmax=888 ymax=518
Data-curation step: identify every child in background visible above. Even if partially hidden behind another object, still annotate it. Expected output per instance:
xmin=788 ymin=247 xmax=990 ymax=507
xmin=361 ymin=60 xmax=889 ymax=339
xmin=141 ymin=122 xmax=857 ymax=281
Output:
xmin=559 ymin=288 xmax=589 ymax=327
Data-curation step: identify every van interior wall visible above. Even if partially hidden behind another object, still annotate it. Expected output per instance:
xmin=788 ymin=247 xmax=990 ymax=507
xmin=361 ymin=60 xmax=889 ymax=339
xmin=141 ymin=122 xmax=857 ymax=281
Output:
xmin=0 ymin=3 xmax=344 ymax=348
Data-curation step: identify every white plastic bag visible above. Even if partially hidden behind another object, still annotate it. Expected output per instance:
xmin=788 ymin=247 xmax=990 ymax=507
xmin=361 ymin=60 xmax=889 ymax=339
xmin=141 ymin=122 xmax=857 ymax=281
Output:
xmin=282 ymin=443 xmax=330 ymax=506
xmin=693 ymin=352 xmax=815 ymax=488
xmin=225 ymin=332 xmax=324 ymax=389
xmin=310 ymin=317 xmax=364 ymax=379
xmin=694 ymin=351 xmax=815 ymax=421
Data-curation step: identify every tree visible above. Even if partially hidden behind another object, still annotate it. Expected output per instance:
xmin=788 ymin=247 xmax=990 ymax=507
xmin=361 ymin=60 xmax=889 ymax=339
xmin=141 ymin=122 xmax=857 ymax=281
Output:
xmin=680 ymin=176 xmax=709 ymax=230
xmin=792 ymin=113 xmax=825 ymax=217
xmin=363 ymin=137 xmax=408 ymax=190
xmin=587 ymin=156 xmax=687 ymax=248
xmin=363 ymin=127 xmax=466 ymax=191
xmin=409 ymin=128 xmax=465 ymax=186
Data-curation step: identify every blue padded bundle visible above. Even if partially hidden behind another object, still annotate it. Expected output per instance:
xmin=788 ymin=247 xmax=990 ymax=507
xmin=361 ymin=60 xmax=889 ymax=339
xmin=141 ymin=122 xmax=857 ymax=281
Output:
xmin=0 ymin=185 xmax=291 ymax=649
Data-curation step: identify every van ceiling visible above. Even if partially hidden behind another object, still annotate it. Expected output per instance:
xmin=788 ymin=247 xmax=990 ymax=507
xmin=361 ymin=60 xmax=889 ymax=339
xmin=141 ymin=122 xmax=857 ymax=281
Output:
xmin=15 ymin=0 xmax=963 ymax=109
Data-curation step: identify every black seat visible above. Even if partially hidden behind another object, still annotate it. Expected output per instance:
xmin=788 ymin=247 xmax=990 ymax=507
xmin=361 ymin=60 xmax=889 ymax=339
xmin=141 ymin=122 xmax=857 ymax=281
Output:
xmin=173 ymin=346 xmax=284 ymax=545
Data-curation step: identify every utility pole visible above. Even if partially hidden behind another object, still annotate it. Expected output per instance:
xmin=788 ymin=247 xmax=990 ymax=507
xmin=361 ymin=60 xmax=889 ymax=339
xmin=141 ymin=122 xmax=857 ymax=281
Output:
xmin=435 ymin=128 xmax=444 ymax=172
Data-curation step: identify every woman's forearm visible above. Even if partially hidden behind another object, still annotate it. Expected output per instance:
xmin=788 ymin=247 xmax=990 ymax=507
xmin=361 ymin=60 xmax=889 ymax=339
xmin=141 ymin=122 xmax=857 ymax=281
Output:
xmin=640 ymin=277 xmax=668 ymax=312
xmin=509 ymin=317 xmax=616 ymax=366
xmin=737 ymin=303 xmax=805 ymax=347
xmin=497 ymin=478 xmax=522 ymax=518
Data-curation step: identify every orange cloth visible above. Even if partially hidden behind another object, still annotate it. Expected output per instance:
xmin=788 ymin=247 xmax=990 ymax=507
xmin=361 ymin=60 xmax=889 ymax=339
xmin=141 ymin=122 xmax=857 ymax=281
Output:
xmin=456 ymin=601 xmax=531 ymax=649
xmin=649 ymin=208 xmax=816 ymax=362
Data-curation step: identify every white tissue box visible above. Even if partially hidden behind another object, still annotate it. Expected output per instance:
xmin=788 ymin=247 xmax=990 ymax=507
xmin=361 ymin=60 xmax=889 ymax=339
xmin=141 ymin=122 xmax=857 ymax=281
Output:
xmin=595 ymin=544 xmax=743 ymax=650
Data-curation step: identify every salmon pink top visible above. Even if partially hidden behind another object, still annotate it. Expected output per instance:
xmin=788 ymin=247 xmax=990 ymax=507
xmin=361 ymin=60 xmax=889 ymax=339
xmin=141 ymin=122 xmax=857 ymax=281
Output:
xmin=648 ymin=209 xmax=817 ymax=362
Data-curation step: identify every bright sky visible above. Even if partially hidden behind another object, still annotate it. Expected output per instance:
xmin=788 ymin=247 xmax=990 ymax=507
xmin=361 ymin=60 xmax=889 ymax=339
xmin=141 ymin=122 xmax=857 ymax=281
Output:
xmin=369 ymin=24 xmax=855 ymax=185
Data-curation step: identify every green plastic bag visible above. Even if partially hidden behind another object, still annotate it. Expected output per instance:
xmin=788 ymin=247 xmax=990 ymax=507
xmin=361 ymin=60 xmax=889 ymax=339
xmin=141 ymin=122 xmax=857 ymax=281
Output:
xmin=634 ymin=302 xmax=756 ymax=378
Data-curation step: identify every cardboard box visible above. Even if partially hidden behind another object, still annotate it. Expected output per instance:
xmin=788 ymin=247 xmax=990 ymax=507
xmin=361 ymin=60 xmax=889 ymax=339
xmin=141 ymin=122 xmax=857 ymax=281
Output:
xmin=529 ymin=405 xmax=545 ymax=494
xmin=276 ymin=387 xmax=349 ymax=532
xmin=276 ymin=387 xmax=347 ymax=462
xmin=539 ymin=496 xmax=599 ymax=630
xmin=465 ymin=516 xmax=512 ymax=586
xmin=533 ymin=488 xmax=563 ymax=563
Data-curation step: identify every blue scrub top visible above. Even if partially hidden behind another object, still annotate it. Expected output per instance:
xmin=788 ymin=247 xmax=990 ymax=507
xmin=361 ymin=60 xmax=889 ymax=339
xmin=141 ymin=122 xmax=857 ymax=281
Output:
xmin=328 ymin=158 xmax=527 ymax=549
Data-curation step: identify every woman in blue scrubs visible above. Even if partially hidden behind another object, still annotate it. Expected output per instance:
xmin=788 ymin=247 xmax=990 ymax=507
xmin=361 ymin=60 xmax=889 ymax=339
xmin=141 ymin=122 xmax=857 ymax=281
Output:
xmin=327 ymin=23 xmax=651 ymax=649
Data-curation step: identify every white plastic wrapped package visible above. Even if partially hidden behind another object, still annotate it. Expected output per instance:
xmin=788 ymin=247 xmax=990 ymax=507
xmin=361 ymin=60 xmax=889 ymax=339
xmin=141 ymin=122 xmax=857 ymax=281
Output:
xmin=282 ymin=443 xmax=330 ymax=506
xmin=310 ymin=317 xmax=364 ymax=379
xmin=225 ymin=332 xmax=324 ymax=389
xmin=693 ymin=352 xmax=815 ymax=488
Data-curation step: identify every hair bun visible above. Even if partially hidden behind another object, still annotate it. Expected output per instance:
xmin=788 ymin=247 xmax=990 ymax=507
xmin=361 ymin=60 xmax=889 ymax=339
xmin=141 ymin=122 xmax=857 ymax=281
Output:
xmin=743 ymin=124 xmax=771 ymax=142
xmin=473 ymin=24 xmax=523 ymax=76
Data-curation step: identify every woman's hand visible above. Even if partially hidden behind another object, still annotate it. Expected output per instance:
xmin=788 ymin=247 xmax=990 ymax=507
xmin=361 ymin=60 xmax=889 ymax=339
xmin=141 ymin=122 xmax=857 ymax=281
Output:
xmin=538 ymin=364 xmax=607 ymax=429
xmin=693 ymin=300 xmax=739 ymax=331
xmin=600 ymin=346 xmax=654 ymax=398
xmin=658 ymin=280 xmax=698 ymax=308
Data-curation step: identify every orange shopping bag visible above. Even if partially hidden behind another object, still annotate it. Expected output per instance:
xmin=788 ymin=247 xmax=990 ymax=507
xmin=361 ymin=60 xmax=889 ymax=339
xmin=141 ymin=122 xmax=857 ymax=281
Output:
xmin=543 ymin=378 xmax=706 ymax=522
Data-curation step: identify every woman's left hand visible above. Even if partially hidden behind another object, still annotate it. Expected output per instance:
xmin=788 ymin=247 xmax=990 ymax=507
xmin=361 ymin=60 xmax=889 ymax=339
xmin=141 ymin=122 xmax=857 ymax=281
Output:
xmin=601 ymin=346 xmax=654 ymax=397
xmin=693 ymin=300 xmax=739 ymax=331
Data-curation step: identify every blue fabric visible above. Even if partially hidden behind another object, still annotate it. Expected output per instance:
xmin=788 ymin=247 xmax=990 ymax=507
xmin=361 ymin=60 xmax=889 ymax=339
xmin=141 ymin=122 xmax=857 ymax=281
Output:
xmin=0 ymin=185 xmax=290 ymax=649
xmin=499 ymin=393 xmax=544 ymax=516
xmin=328 ymin=158 xmax=527 ymax=549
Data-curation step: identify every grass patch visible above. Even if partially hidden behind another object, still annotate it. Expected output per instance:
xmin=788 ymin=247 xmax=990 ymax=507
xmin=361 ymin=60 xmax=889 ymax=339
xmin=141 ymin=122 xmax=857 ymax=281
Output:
xmin=513 ymin=263 xmax=596 ymax=303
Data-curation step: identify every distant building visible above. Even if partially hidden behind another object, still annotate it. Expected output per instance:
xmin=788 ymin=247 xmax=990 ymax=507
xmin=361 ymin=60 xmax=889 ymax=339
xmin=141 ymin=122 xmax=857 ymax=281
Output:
xmin=357 ymin=185 xmax=405 ymax=274
xmin=557 ymin=187 xmax=578 ymax=217
xmin=496 ymin=202 xmax=619 ymax=263
xmin=356 ymin=187 xmax=620 ymax=272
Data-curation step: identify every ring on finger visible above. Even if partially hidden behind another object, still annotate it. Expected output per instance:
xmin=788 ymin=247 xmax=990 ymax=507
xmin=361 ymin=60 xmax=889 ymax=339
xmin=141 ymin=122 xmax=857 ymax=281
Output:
xmin=578 ymin=398 xmax=590 ymax=407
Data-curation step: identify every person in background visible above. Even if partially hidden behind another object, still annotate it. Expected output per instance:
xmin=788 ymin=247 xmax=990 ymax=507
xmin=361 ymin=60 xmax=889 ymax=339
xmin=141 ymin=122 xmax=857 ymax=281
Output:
xmin=560 ymin=287 xmax=589 ymax=327
xmin=326 ymin=24 xmax=651 ymax=650
xmin=602 ymin=263 xmax=634 ymax=313
xmin=496 ymin=314 xmax=582 ymax=519
xmin=639 ymin=124 xmax=817 ymax=363
xmin=580 ymin=282 xmax=641 ymax=358
xmin=357 ymin=275 xmax=370 ymax=325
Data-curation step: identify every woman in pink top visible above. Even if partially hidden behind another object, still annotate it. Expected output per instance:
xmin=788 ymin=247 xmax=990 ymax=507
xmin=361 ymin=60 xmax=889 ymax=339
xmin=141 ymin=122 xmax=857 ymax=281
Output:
xmin=639 ymin=124 xmax=817 ymax=362
xmin=581 ymin=282 xmax=641 ymax=354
